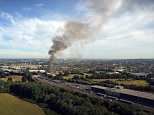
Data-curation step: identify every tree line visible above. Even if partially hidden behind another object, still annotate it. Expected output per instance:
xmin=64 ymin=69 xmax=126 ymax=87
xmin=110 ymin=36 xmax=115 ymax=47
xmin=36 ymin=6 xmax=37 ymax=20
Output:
xmin=9 ymin=82 xmax=152 ymax=115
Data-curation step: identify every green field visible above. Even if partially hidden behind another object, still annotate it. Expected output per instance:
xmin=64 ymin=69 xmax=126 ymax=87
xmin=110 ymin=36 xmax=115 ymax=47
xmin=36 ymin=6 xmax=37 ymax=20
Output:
xmin=0 ymin=75 xmax=22 ymax=82
xmin=114 ymin=80 xmax=149 ymax=87
xmin=0 ymin=93 xmax=45 ymax=115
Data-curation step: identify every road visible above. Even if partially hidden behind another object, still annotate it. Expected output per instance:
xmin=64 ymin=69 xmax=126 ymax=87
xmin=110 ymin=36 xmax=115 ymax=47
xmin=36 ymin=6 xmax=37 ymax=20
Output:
xmin=34 ymin=76 xmax=154 ymax=111
xmin=34 ymin=76 xmax=93 ymax=95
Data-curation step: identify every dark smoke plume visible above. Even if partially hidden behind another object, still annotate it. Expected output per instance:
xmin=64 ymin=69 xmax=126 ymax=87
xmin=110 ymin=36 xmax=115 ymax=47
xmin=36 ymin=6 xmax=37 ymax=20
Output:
xmin=49 ymin=22 xmax=89 ymax=55
xmin=48 ymin=0 xmax=122 ymax=71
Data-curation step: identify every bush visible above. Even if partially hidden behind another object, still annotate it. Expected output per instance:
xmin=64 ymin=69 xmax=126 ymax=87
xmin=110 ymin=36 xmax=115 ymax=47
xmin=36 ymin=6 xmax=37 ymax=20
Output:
xmin=9 ymin=82 xmax=152 ymax=115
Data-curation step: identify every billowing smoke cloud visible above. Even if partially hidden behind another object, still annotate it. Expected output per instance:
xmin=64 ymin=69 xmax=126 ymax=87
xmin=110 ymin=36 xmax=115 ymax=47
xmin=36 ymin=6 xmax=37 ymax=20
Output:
xmin=48 ymin=22 xmax=90 ymax=70
xmin=49 ymin=22 xmax=89 ymax=55
xmin=48 ymin=0 xmax=122 ymax=70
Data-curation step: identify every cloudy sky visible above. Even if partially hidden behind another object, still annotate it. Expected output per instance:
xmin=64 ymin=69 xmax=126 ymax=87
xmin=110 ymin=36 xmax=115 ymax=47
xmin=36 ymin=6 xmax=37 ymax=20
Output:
xmin=0 ymin=0 xmax=154 ymax=59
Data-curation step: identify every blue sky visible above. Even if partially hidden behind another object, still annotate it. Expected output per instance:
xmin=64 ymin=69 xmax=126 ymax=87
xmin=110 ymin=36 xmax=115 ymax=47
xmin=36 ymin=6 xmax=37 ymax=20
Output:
xmin=0 ymin=0 xmax=79 ymax=22
xmin=0 ymin=0 xmax=154 ymax=59
xmin=0 ymin=0 xmax=76 ymax=15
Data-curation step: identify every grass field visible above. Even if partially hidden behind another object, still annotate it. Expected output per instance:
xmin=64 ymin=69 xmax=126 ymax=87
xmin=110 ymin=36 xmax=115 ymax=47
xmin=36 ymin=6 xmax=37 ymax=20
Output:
xmin=114 ymin=80 xmax=149 ymax=87
xmin=0 ymin=75 xmax=22 ymax=82
xmin=0 ymin=93 xmax=45 ymax=115
xmin=63 ymin=75 xmax=74 ymax=80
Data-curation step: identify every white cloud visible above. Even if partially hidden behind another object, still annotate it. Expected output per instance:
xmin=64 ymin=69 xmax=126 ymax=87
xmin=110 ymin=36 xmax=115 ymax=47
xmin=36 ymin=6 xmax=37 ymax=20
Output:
xmin=23 ymin=7 xmax=32 ymax=11
xmin=0 ymin=17 xmax=65 ymax=58
xmin=35 ymin=3 xmax=44 ymax=7
xmin=60 ymin=6 xmax=154 ymax=59
xmin=0 ymin=0 xmax=154 ymax=59
xmin=0 ymin=12 xmax=16 ymax=25
xmin=0 ymin=49 xmax=47 ymax=59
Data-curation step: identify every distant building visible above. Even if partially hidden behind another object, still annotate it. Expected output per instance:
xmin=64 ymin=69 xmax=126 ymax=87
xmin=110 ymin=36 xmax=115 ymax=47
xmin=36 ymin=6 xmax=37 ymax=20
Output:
xmin=129 ymin=72 xmax=149 ymax=78
xmin=29 ymin=70 xmax=46 ymax=73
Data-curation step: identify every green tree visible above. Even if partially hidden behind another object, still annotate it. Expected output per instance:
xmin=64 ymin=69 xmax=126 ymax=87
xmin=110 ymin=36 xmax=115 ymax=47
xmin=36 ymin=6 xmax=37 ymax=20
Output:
xmin=7 ymin=77 xmax=13 ymax=82
xmin=23 ymin=68 xmax=33 ymax=82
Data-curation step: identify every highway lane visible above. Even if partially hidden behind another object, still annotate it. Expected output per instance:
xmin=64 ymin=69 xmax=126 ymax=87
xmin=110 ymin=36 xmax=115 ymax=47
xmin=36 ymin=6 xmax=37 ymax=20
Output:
xmin=34 ymin=76 xmax=93 ymax=95
xmin=34 ymin=76 xmax=154 ymax=111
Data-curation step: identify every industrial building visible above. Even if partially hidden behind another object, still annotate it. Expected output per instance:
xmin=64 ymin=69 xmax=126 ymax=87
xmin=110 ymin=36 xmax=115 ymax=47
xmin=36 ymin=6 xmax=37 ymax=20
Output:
xmin=91 ymin=85 xmax=154 ymax=108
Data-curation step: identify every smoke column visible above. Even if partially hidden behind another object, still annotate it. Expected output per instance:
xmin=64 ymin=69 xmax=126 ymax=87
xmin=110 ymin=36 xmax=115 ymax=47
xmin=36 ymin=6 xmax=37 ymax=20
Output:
xmin=48 ymin=0 xmax=122 ymax=71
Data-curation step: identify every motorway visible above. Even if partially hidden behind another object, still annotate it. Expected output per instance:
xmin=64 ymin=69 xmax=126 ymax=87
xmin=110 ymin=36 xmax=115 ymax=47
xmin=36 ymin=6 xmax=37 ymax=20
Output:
xmin=34 ymin=76 xmax=154 ymax=111
xmin=34 ymin=76 xmax=93 ymax=95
